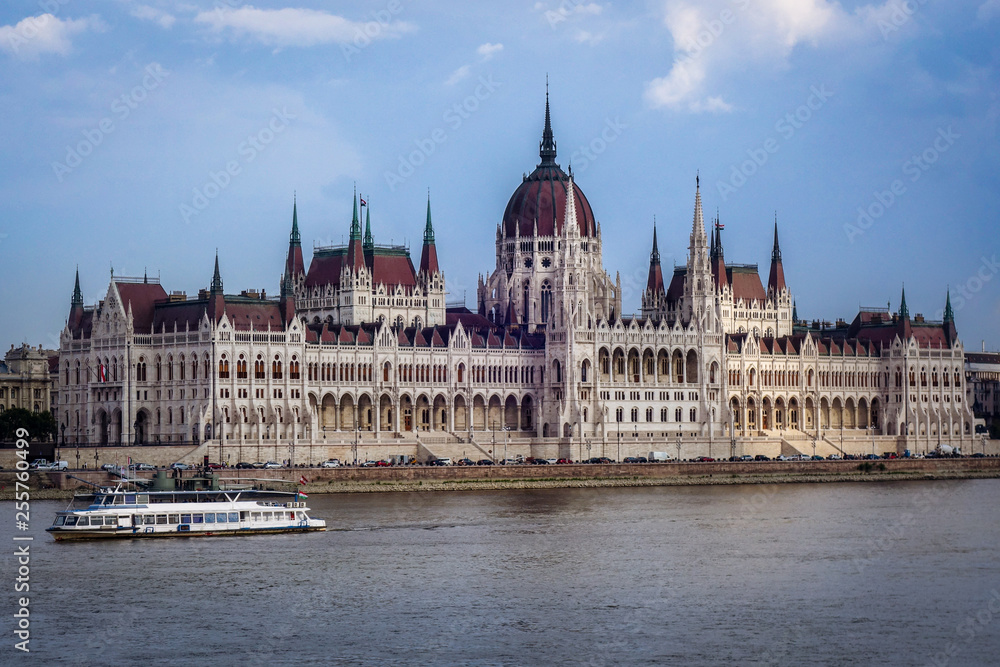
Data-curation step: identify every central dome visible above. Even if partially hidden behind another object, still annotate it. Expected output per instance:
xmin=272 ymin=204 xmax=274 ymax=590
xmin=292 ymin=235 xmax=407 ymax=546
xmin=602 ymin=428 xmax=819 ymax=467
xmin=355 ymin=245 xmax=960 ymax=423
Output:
xmin=501 ymin=96 xmax=596 ymax=239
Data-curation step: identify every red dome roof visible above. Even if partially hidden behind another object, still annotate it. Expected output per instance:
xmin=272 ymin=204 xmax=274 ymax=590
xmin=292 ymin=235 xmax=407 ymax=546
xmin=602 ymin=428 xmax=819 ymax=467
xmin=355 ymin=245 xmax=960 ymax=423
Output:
xmin=501 ymin=93 xmax=596 ymax=238
xmin=503 ymin=165 xmax=596 ymax=238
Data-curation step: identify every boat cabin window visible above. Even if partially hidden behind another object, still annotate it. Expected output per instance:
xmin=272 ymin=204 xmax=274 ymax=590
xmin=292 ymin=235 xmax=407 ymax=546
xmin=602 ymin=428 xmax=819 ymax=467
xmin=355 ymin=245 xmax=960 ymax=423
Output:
xmin=125 ymin=495 xmax=136 ymax=505
xmin=229 ymin=512 xmax=239 ymax=523
xmin=156 ymin=515 xmax=168 ymax=525
xmin=239 ymin=511 xmax=248 ymax=522
xmin=181 ymin=514 xmax=192 ymax=524
xmin=205 ymin=513 xmax=215 ymax=524
xmin=137 ymin=495 xmax=149 ymax=504
xmin=65 ymin=516 xmax=78 ymax=526
xmin=168 ymin=514 xmax=180 ymax=524
xmin=192 ymin=514 xmax=204 ymax=524
xmin=143 ymin=516 xmax=156 ymax=525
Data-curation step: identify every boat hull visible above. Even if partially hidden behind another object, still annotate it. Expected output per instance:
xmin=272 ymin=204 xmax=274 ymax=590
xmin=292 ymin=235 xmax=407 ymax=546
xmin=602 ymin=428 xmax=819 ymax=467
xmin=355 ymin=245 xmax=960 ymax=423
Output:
xmin=47 ymin=525 xmax=326 ymax=541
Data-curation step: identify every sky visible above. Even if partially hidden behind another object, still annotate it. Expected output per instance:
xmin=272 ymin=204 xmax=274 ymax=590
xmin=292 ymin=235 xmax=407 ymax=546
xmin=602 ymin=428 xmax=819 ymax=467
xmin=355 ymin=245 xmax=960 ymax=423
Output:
xmin=1 ymin=0 xmax=998 ymax=353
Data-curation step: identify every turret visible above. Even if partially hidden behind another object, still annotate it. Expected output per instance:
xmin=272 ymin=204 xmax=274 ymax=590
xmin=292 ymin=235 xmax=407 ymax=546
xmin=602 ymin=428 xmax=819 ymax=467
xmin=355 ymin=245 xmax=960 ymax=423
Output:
xmin=418 ymin=193 xmax=439 ymax=275
xmin=538 ymin=80 xmax=557 ymax=168
xmin=943 ymin=288 xmax=957 ymax=344
xmin=208 ymin=251 xmax=225 ymax=322
xmin=767 ymin=217 xmax=786 ymax=295
xmin=285 ymin=195 xmax=305 ymax=281
xmin=346 ymin=187 xmax=365 ymax=272
xmin=69 ymin=267 xmax=84 ymax=331
xmin=711 ymin=215 xmax=728 ymax=290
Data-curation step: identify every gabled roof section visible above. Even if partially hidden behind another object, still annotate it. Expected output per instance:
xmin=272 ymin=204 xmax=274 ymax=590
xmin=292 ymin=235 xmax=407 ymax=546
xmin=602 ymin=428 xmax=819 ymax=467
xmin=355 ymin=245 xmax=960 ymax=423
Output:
xmin=115 ymin=281 xmax=168 ymax=334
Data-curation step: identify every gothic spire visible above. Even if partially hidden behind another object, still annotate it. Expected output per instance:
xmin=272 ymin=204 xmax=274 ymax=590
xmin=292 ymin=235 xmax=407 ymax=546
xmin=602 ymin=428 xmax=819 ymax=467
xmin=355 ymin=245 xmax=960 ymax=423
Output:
xmin=899 ymin=285 xmax=909 ymax=320
xmin=423 ymin=191 xmax=435 ymax=244
xmin=72 ymin=266 xmax=83 ymax=306
xmin=419 ymin=192 xmax=439 ymax=275
xmin=650 ymin=218 xmax=660 ymax=266
xmin=538 ymin=78 xmax=558 ymax=167
xmin=771 ymin=215 xmax=781 ymax=263
xmin=943 ymin=288 xmax=954 ymax=322
xmin=349 ymin=185 xmax=361 ymax=241
xmin=363 ymin=200 xmax=373 ymax=251
xmin=211 ymin=251 xmax=223 ymax=293
xmin=767 ymin=216 xmax=786 ymax=294
xmin=290 ymin=194 xmax=301 ymax=246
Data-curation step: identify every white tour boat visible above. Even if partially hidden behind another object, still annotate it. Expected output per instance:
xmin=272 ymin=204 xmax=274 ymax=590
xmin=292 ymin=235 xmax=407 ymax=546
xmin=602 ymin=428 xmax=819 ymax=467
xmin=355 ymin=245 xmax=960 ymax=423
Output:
xmin=47 ymin=484 xmax=326 ymax=540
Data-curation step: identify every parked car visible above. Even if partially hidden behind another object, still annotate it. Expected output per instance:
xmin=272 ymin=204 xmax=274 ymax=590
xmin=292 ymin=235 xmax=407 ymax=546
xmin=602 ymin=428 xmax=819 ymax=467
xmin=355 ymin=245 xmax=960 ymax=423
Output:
xmin=35 ymin=461 xmax=68 ymax=471
xmin=827 ymin=454 xmax=842 ymax=460
xmin=810 ymin=455 xmax=824 ymax=461
xmin=235 ymin=462 xmax=254 ymax=469
xmin=251 ymin=462 xmax=267 ymax=469
xmin=623 ymin=457 xmax=640 ymax=463
xmin=375 ymin=460 xmax=392 ymax=467
xmin=320 ymin=459 xmax=341 ymax=468
xmin=695 ymin=456 xmax=716 ymax=462
xmin=427 ymin=458 xmax=450 ymax=466
xmin=739 ymin=455 xmax=754 ymax=462
xmin=262 ymin=461 xmax=281 ymax=469
xmin=457 ymin=458 xmax=475 ymax=466
xmin=206 ymin=462 xmax=224 ymax=469
xmin=754 ymin=455 xmax=771 ymax=461
xmin=531 ymin=458 xmax=550 ymax=464
xmin=556 ymin=458 xmax=573 ymax=464
xmin=169 ymin=462 xmax=190 ymax=470
xmin=636 ymin=456 xmax=648 ymax=463
xmin=361 ymin=460 xmax=379 ymax=467
xmin=475 ymin=459 xmax=494 ymax=465
xmin=133 ymin=462 xmax=157 ymax=471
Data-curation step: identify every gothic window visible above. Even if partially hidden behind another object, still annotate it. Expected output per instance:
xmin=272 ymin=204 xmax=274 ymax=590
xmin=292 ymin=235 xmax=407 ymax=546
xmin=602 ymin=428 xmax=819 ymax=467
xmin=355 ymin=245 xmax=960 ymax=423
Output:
xmin=631 ymin=407 xmax=638 ymax=422
xmin=289 ymin=357 xmax=300 ymax=380
xmin=237 ymin=355 xmax=248 ymax=379
xmin=541 ymin=281 xmax=552 ymax=323
xmin=675 ymin=407 xmax=682 ymax=422
xmin=179 ymin=355 xmax=186 ymax=380
xmin=689 ymin=408 xmax=697 ymax=422
xmin=541 ymin=257 xmax=551 ymax=268
xmin=218 ymin=356 xmax=229 ymax=379
xmin=661 ymin=408 xmax=668 ymax=422
xmin=255 ymin=355 xmax=265 ymax=380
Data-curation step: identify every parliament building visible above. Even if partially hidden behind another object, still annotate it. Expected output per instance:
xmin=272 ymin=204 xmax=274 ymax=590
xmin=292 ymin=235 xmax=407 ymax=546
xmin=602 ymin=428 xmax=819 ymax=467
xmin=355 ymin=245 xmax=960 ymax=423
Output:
xmin=56 ymin=96 xmax=976 ymax=462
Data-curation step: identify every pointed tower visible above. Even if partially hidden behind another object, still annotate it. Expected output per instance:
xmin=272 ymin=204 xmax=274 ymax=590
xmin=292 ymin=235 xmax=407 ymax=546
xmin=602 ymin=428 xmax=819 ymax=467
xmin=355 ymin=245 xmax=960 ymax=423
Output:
xmin=208 ymin=251 xmax=225 ymax=322
xmin=285 ymin=195 xmax=305 ymax=284
xmin=897 ymin=284 xmax=912 ymax=340
xmin=767 ymin=218 xmax=786 ymax=294
xmin=363 ymin=200 xmax=374 ymax=252
xmin=711 ymin=215 xmax=728 ymax=291
xmin=539 ymin=80 xmax=557 ymax=168
xmin=418 ymin=194 xmax=439 ymax=275
xmin=943 ymin=288 xmax=957 ymax=344
xmin=684 ymin=174 xmax=714 ymax=327
xmin=279 ymin=272 xmax=296 ymax=327
xmin=69 ymin=267 xmax=85 ymax=332
xmin=641 ymin=220 xmax=666 ymax=318
xmin=346 ymin=187 xmax=365 ymax=272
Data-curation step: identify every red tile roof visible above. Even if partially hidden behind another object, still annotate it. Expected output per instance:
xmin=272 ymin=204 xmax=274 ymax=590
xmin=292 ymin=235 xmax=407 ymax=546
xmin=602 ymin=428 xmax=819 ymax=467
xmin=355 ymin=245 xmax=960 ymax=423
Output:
xmin=115 ymin=282 xmax=168 ymax=334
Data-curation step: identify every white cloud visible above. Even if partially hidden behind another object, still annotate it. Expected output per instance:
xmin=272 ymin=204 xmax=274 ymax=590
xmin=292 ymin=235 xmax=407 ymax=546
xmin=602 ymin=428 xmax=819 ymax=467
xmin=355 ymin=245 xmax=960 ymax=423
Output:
xmin=446 ymin=42 xmax=503 ymax=85
xmin=194 ymin=6 xmax=415 ymax=47
xmin=0 ymin=14 xmax=104 ymax=61
xmin=644 ymin=0 xmax=891 ymax=112
xmin=129 ymin=4 xmax=176 ymax=29
xmin=573 ymin=29 xmax=604 ymax=45
xmin=445 ymin=64 xmax=471 ymax=86
xmin=477 ymin=42 xmax=503 ymax=60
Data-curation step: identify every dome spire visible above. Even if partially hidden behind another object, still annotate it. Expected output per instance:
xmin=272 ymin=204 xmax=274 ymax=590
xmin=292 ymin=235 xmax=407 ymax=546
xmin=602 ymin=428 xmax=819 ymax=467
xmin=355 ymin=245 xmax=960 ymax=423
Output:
xmin=539 ymin=77 xmax=558 ymax=167
xmin=363 ymin=198 xmax=373 ymax=251
xmin=211 ymin=250 xmax=223 ymax=293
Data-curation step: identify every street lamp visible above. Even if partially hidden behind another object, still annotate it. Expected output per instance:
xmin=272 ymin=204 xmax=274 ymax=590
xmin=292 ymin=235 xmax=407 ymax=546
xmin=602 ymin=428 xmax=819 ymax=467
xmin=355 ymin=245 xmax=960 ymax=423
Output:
xmin=676 ymin=425 xmax=682 ymax=462
xmin=616 ymin=419 xmax=621 ymax=463
xmin=503 ymin=426 xmax=509 ymax=464
xmin=871 ymin=424 xmax=877 ymax=459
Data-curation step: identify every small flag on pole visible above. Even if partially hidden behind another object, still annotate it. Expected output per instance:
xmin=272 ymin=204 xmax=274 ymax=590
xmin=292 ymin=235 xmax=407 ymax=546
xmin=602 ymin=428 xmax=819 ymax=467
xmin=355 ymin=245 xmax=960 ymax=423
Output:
xmin=297 ymin=490 xmax=309 ymax=499
xmin=299 ymin=475 xmax=309 ymax=485
xmin=359 ymin=198 xmax=367 ymax=207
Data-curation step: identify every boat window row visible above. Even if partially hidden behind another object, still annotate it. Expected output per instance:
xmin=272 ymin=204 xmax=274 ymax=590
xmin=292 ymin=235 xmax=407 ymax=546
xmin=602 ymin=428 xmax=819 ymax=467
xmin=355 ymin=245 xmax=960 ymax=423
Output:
xmin=140 ymin=512 xmax=243 ymax=525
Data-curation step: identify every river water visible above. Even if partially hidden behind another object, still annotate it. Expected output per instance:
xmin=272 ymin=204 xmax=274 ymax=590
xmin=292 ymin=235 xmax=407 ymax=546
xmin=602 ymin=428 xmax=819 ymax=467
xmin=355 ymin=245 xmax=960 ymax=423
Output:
xmin=4 ymin=480 xmax=1000 ymax=665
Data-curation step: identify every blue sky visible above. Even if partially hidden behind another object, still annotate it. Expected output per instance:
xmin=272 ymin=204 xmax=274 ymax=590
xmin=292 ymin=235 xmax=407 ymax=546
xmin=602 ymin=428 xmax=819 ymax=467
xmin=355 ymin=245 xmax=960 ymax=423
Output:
xmin=1 ymin=0 xmax=998 ymax=352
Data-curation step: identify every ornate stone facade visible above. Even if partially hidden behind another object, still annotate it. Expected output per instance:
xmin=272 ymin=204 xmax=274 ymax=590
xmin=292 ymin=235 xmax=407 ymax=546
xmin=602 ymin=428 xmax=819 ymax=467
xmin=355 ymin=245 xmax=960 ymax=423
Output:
xmin=56 ymin=98 xmax=975 ymax=458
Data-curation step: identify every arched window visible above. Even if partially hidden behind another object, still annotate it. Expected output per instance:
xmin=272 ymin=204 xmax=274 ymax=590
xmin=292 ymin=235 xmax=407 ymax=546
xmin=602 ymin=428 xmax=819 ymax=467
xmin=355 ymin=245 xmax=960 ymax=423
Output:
xmin=218 ymin=356 xmax=229 ymax=379
xmin=689 ymin=408 xmax=697 ymax=422
xmin=541 ymin=281 xmax=553 ymax=323
xmin=272 ymin=356 xmax=283 ymax=379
